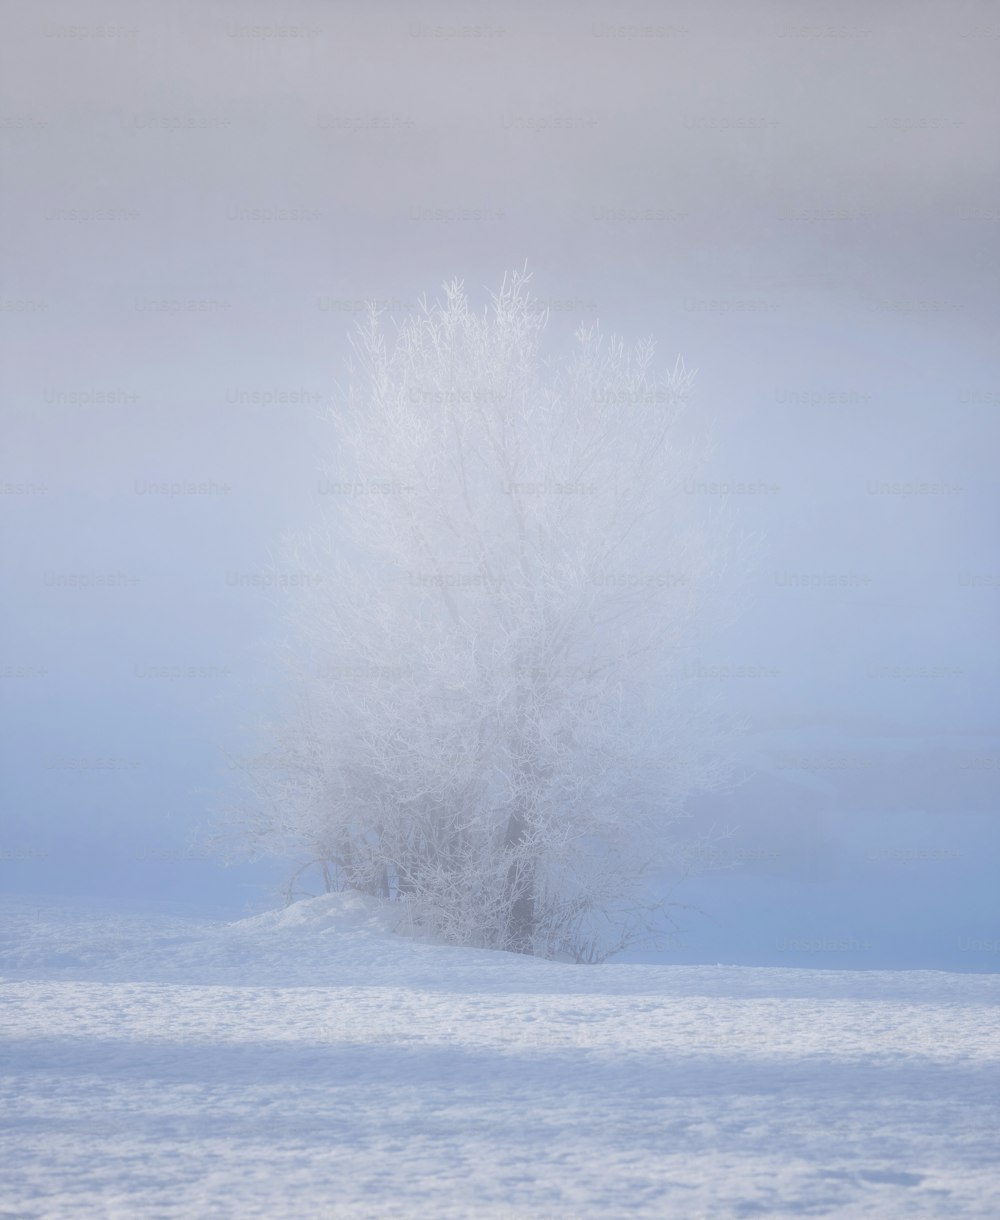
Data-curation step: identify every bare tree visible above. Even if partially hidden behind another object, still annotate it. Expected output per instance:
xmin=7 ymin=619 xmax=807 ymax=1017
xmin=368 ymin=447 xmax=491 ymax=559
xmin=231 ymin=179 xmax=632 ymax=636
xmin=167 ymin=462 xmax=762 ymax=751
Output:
xmin=228 ymin=268 xmax=736 ymax=960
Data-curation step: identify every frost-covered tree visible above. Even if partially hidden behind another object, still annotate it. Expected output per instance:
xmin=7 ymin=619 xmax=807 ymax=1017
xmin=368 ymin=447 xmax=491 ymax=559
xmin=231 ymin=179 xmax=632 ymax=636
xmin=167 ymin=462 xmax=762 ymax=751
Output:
xmin=229 ymin=268 xmax=735 ymax=960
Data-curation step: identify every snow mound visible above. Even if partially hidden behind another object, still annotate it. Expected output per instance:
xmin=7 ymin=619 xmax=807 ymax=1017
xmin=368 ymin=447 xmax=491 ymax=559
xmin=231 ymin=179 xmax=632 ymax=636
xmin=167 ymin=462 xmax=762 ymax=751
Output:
xmin=232 ymin=889 xmax=400 ymax=936
xmin=0 ymin=891 xmax=459 ymax=987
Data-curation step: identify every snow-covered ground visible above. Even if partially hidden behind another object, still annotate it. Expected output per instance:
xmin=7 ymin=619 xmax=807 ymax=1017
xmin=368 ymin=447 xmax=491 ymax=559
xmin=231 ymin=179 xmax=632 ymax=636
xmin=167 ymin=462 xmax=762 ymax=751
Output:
xmin=1 ymin=894 xmax=998 ymax=1218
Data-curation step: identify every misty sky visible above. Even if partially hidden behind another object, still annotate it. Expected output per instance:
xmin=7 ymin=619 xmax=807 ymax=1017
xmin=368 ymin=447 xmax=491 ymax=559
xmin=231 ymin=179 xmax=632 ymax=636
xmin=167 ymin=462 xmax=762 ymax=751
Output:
xmin=2 ymin=0 xmax=998 ymax=969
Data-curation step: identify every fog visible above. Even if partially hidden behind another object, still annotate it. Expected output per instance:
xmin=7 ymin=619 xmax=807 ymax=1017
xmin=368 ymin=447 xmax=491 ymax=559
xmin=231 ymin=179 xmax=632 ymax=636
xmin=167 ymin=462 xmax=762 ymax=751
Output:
xmin=3 ymin=0 xmax=998 ymax=969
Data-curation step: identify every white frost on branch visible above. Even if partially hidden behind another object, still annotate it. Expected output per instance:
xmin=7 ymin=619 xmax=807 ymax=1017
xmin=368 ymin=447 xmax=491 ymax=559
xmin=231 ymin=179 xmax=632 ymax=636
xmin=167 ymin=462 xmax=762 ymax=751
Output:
xmin=227 ymin=268 xmax=738 ymax=961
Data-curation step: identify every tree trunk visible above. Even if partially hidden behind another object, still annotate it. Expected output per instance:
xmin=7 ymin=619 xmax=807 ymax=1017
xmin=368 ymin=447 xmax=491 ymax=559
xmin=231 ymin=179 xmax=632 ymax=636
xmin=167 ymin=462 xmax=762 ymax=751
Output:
xmin=503 ymin=811 xmax=535 ymax=954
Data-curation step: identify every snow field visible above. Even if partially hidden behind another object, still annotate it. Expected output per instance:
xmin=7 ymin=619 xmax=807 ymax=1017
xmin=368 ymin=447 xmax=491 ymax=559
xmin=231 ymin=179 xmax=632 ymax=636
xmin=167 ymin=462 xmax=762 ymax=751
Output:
xmin=1 ymin=894 xmax=997 ymax=1218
